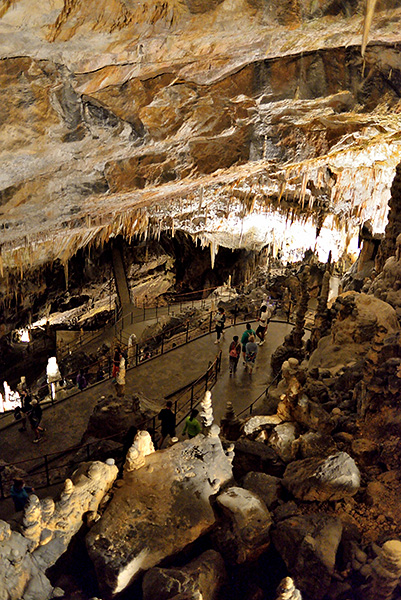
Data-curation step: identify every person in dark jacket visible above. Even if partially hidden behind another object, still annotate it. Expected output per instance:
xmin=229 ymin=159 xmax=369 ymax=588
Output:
xmin=28 ymin=399 xmax=45 ymax=443
xmin=158 ymin=401 xmax=176 ymax=448
xmin=10 ymin=478 xmax=34 ymax=512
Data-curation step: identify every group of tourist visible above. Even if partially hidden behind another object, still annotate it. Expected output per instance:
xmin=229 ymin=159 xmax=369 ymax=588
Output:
xmin=215 ymin=295 xmax=273 ymax=375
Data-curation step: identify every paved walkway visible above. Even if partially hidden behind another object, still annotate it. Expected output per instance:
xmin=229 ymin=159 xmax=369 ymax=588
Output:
xmin=0 ymin=321 xmax=291 ymax=464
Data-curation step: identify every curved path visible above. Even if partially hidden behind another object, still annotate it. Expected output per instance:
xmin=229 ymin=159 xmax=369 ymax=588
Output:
xmin=0 ymin=321 xmax=292 ymax=469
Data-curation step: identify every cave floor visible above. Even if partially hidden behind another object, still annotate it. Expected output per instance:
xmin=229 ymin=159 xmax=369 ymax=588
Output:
xmin=0 ymin=321 xmax=292 ymax=521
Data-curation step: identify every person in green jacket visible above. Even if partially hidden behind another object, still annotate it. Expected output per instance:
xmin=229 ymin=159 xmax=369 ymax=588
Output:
xmin=182 ymin=409 xmax=202 ymax=439
xmin=240 ymin=322 xmax=256 ymax=364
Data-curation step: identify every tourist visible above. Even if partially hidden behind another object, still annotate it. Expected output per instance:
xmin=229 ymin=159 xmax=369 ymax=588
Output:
xmin=10 ymin=478 xmax=34 ymax=512
xmin=16 ymin=388 xmax=32 ymax=432
xmin=256 ymin=305 xmax=269 ymax=346
xmin=28 ymin=399 xmax=45 ymax=443
xmin=228 ymin=335 xmax=241 ymax=374
xmin=214 ymin=307 xmax=226 ymax=344
xmin=76 ymin=369 xmax=87 ymax=391
xmin=240 ymin=322 xmax=256 ymax=364
xmin=182 ymin=408 xmax=202 ymax=439
xmin=158 ymin=401 xmax=176 ymax=448
xmin=245 ymin=335 xmax=258 ymax=374
xmin=112 ymin=347 xmax=121 ymax=379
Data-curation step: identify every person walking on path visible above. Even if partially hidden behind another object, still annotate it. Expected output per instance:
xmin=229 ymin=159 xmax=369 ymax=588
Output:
xmin=214 ymin=307 xmax=226 ymax=344
xmin=17 ymin=389 xmax=32 ymax=432
xmin=158 ymin=401 xmax=176 ymax=448
xmin=228 ymin=335 xmax=241 ymax=375
xmin=28 ymin=399 xmax=45 ymax=443
xmin=76 ymin=369 xmax=88 ymax=391
xmin=256 ymin=305 xmax=269 ymax=346
xmin=10 ymin=478 xmax=34 ymax=512
xmin=240 ymin=323 xmax=256 ymax=364
xmin=112 ymin=347 xmax=121 ymax=380
xmin=182 ymin=409 xmax=202 ymax=439
xmin=245 ymin=335 xmax=258 ymax=374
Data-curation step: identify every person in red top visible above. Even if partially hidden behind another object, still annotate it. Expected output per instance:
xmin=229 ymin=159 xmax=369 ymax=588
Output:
xmin=228 ymin=335 xmax=241 ymax=375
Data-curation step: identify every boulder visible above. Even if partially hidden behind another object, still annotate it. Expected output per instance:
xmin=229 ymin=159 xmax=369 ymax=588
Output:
xmin=296 ymin=431 xmax=337 ymax=459
xmin=268 ymin=423 xmax=298 ymax=463
xmin=241 ymin=472 xmax=282 ymax=509
xmin=142 ymin=549 xmax=226 ymax=600
xmin=233 ymin=438 xmax=286 ymax=480
xmin=212 ymin=486 xmax=272 ymax=564
xmin=351 ymin=438 xmax=379 ymax=466
xmin=243 ymin=415 xmax=283 ymax=437
xmin=282 ymin=452 xmax=360 ymax=501
xmin=82 ymin=392 xmax=161 ymax=441
xmin=272 ymin=514 xmax=343 ymax=600
xmin=86 ymin=433 xmax=233 ymax=597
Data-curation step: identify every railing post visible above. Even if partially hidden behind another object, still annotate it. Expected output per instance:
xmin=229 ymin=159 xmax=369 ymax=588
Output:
xmin=44 ymin=454 xmax=50 ymax=487
xmin=0 ymin=471 xmax=4 ymax=500
xmin=250 ymin=403 xmax=253 ymax=415
xmin=135 ymin=343 xmax=139 ymax=366
xmin=161 ymin=332 xmax=164 ymax=355
xmin=209 ymin=311 xmax=213 ymax=333
xmin=185 ymin=321 xmax=189 ymax=344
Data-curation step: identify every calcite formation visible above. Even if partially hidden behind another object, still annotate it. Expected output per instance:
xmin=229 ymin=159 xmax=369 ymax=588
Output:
xmin=0 ymin=460 xmax=118 ymax=600
xmin=86 ymin=430 xmax=234 ymax=597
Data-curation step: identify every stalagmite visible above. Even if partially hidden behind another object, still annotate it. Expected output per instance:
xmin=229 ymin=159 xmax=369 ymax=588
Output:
xmin=361 ymin=0 xmax=378 ymax=57
xmin=366 ymin=540 xmax=401 ymax=600
xmin=275 ymin=577 xmax=302 ymax=600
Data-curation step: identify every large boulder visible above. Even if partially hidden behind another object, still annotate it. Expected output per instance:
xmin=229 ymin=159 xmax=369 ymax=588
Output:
xmin=241 ymin=472 xmax=282 ymax=509
xmin=212 ymin=486 xmax=272 ymax=564
xmin=233 ymin=438 xmax=286 ymax=480
xmin=268 ymin=422 xmax=299 ymax=463
xmin=86 ymin=432 xmax=233 ymax=597
xmin=272 ymin=514 xmax=343 ymax=600
xmin=282 ymin=452 xmax=360 ymax=501
xmin=142 ymin=549 xmax=226 ymax=600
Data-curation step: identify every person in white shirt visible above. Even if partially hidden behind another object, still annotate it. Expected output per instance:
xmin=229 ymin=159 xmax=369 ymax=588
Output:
xmin=256 ymin=305 xmax=269 ymax=345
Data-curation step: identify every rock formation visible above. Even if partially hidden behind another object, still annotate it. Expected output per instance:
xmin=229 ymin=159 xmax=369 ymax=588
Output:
xmin=0 ymin=460 xmax=118 ymax=600
xmin=86 ymin=430 xmax=234 ymax=597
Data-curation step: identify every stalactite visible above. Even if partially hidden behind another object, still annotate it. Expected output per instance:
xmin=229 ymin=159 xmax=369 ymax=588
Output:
xmin=63 ymin=261 xmax=69 ymax=290
xmin=361 ymin=0 xmax=378 ymax=57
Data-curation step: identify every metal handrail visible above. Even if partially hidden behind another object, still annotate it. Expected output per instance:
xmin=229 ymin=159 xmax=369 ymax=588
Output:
xmin=0 ymin=353 xmax=222 ymax=501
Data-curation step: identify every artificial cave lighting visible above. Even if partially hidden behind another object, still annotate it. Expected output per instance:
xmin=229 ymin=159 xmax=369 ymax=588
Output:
xmin=0 ymin=382 xmax=21 ymax=414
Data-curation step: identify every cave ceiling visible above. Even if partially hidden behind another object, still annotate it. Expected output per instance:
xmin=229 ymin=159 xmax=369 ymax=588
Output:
xmin=1 ymin=0 xmax=401 ymax=276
